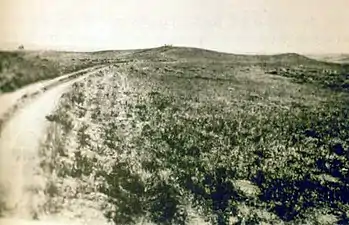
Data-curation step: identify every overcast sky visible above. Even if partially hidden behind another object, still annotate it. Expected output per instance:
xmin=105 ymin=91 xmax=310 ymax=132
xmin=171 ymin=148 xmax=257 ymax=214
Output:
xmin=1 ymin=0 xmax=348 ymax=54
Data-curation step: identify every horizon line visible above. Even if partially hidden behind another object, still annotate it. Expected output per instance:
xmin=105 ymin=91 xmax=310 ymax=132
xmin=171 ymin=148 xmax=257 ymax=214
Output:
xmin=0 ymin=42 xmax=348 ymax=56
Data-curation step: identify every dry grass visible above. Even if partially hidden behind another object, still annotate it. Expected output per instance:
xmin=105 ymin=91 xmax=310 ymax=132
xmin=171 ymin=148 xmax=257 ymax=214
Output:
xmin=37 ymin=47 xmax=349 ymax=225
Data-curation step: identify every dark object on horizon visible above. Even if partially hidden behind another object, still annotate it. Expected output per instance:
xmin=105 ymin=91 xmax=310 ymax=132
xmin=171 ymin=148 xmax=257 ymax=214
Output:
xmin=18 ymin=45 xmax=24 ymax=50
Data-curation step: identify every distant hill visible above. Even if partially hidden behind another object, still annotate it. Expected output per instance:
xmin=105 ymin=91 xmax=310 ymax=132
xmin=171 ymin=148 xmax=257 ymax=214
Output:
xmin=124 ymin=46 xmax=345 ymax=70
xmin=307 ymin=54 xmax=349 ymax=64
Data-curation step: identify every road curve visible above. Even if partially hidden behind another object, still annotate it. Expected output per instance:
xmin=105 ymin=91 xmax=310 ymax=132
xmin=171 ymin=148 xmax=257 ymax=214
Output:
xmin=0 ymin=65 xmax=105 ymax=124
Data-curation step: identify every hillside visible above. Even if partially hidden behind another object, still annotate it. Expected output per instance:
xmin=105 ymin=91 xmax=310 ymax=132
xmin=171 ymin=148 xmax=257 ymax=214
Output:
xmin=124 ymin=46 xmax=349 ymax=92
xmin=124 ymin=46 xmax=349 ymax=72
xmin=33 ymin=46 xmax=349 ymax=225
xmin=1 ymin=46 xmax=348 ymax=94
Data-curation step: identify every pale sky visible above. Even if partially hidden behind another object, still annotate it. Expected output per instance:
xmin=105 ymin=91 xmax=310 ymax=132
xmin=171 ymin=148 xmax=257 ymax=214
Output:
xmin=1 ymin=0 xmax=348 ymax=53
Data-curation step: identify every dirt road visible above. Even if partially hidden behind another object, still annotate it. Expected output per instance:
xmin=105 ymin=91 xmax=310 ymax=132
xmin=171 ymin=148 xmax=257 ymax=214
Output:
xmin=0 ymin=66 xmax=108 ymax=224
xmin=0 ymin=65 xmax=105 ymax=122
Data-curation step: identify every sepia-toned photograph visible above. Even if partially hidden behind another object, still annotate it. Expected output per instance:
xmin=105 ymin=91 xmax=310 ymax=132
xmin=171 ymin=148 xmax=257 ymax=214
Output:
xmin=0 ymin=0 xmax=349 ymax=224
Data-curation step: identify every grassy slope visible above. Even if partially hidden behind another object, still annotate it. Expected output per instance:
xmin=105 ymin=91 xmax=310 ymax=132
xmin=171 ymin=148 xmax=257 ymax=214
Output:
xmin=0 ymin=50 xmax=135 ymax=93
xmin=38 ymin=47 xmax=349 ymax=224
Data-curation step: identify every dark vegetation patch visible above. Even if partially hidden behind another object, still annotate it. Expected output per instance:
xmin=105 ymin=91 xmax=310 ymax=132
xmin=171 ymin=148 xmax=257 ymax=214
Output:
xmin=266 ymin=65 xmax=349 ymax=92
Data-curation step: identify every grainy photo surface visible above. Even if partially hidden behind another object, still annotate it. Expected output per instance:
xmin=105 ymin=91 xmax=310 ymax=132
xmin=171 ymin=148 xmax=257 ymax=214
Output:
xmin=1 ymin=0 xmax=349 ymax=224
